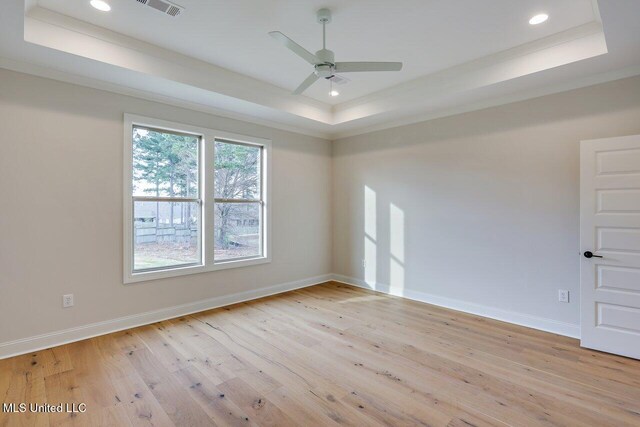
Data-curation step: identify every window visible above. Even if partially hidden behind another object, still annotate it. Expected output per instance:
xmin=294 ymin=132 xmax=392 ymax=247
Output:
xmin=214 ymin=140 xmax=263 ymax=261
xmin=124 ymin=115 xmax=271 ymax=283
xmin=131 ymin=126 xmax=201 ymax=272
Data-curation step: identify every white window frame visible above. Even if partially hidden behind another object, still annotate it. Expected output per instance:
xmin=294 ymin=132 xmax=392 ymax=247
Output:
xmin=123 ymin=114 xmax=272 ymax=284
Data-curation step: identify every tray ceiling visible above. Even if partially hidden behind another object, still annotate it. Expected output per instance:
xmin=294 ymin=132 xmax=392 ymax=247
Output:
xmin=1 ymin=0 xmax=639 ymax=138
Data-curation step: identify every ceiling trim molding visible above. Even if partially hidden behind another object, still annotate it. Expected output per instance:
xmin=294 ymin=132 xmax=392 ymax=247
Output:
xmin=0 ymin=56 xmax=332 ymax=140
xmin=4 ymin=1 xmax=638 ymax=139
xmin=23 ymin=6 xmax=609 ymax=130
xmin=330 ymin=64 xmax=640 ymax=140
xmin=6 ymin=52 xmax=638 ymax=142
xmin=335 ymin=22 xmax=604 ymax=111
xmin=332 ymin=22 xmax=607 ymax=124
xmin=25 ymin=7 xmax=333 ymax=124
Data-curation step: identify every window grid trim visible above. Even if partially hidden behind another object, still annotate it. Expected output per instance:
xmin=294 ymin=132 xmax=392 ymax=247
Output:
xmin=213 ymin=198 xmax=262 ymax=204
xmin=133 ymin=196 xmax=202 ymax=203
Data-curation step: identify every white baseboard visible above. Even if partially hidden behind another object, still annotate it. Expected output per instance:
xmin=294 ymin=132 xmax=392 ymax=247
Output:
xmin=0 ymin=273 xmax=581 ymax=359
xmin=0 ymin=274 xmax=333 ymax=360
xmin=332 ymin=274 xmax=581 ymax=339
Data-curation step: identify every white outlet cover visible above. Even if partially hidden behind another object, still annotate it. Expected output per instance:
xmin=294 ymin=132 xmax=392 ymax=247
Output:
xmin=63 ymin=294 xmax=74 ymax=308
xmin=558 ymin=290 xmax=569 ymax=303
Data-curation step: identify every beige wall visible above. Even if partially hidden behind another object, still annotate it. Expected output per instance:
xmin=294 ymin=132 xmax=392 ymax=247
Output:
xmin=0 ymin=69 xmax=332 ymax=345
xmin=2 ymin=67 xmax=640 ymax=349
xmin=332 ymin=75 xmax=640 ymax=331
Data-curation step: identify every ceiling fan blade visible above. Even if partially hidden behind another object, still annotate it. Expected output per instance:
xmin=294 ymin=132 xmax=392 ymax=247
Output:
xmin=334 ymin=62 xmax=403 ymax=73
xmin=293 ymin=73 xmax=319 ymax=95
xmin=269 ymin=31 xmax=320 ymax=65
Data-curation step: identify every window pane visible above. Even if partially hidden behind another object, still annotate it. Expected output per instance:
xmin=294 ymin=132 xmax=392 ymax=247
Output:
xmin=134 ymin=201 xmax=200 ymax=271
xmin=214 ymin=141 xmax=260 ymax=199
xmin=215 ymin=202 xmax=261 ymax=261
xmin=132 ymin=127 xmax=199 ymax=198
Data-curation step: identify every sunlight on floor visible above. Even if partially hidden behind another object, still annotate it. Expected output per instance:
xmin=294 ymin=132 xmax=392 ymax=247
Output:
xmin=337 ymin=294 xmax=388 ymax=304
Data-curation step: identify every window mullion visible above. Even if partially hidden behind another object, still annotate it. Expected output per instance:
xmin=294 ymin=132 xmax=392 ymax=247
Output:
xmin=204 ymin=133 xmax=216 ymax=266
xmin=260 ymin=145 xmax=265 ymax=258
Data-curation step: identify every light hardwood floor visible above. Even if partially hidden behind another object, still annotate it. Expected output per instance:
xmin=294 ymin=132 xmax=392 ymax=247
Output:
xmin=2 ymin=282 xmax=640 ymax=426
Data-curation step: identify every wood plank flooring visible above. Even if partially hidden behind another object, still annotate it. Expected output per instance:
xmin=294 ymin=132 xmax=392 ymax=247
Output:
xmin=2 ymin=282 xmax=640 ymax=426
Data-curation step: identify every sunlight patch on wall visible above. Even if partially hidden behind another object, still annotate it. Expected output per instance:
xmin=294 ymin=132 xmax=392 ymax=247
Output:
xmin=389 ymin=202 xmax=405 ymax=296
xmin=365 ymin=237 xmax=377 ymax=287
xmin=364 ymin=185 xmax=377 ymax=288
xmin=365 ymin=185 xmax=377 ymax=240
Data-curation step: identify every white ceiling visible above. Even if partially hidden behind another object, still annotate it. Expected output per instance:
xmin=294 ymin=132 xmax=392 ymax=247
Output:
xmin=1 ymin=1 xmax=639 ymax=139
xmin=36 ymin=0 xmax=597 ymax=104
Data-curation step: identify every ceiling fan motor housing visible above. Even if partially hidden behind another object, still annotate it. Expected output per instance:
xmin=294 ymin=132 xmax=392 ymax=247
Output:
xmin=314 ymin=63 xmax=335 ymax=79
xmin=314 ymin=48 xmax=336 ymax=78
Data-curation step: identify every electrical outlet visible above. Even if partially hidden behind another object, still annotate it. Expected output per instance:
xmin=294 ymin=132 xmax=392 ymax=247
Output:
xmin=558 ymin=289 xmax=569 ymax=303
xmin=63 ymin=294 xmax=74 ymax=308
xmin=362 ymin=259 xmax=367 ymax=268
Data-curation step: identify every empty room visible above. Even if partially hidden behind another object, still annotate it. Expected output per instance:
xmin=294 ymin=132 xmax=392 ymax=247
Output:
xmin=2 ymin=0 xmax=640 ymax=426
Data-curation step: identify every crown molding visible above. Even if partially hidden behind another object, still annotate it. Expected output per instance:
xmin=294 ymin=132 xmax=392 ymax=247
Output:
xmin=329 ymin=64 xmax=640 ymax=140
xmin=0 ymin=56 xmax=333 ymax=140
xmin=332 ymin=22 xmax=607 ymax=125
xmin=3 ymin=1 xmax=638 ymax=140
xmin=25 ymin=7 xmax=333 ymax=123
xmin=22 ymin=6 xmax=609 ymax=133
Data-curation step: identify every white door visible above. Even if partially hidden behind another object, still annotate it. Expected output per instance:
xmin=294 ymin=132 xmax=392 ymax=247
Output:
xmin=580 ymin=134 xmax=640 ymax=359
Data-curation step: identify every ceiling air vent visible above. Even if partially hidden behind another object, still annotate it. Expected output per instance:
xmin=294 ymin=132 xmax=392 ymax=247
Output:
xmin=135 ymin=0 xmax=184 ymax=17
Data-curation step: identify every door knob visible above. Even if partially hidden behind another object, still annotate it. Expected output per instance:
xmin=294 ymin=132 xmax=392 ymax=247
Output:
xmin=584 ymin=251 xmax=603 ymax=259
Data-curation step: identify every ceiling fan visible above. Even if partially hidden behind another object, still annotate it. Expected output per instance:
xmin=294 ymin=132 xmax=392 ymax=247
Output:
xmin=269 ymin=8 xmax=403 ymax=95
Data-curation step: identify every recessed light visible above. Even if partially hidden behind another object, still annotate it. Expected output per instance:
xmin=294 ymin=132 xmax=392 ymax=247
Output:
xmin=529 ymin=13 xmax=548 ymax=25
xmin=90 ymin=0 xmax=111 ymax=12
xmin=329 ymin=90 xmax=340 ymax=97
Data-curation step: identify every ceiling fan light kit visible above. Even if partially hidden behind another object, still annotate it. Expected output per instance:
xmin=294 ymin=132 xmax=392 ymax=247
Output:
xmin=269 ymin=8 xmax=403 ymax=95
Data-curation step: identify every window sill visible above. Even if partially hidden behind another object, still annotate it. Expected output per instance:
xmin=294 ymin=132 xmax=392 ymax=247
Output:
xmin=124 ymin=256 xmax=271 ymax=284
